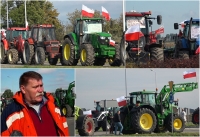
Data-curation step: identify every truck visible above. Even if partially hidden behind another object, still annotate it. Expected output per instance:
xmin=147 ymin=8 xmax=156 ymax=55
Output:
xmin=119 ymin=81 xmax=198 ymax=134
xmin=61 ymin=18 xmax=121 ymax=66
xmin=120 ymin=10 xmax=164 ymax=65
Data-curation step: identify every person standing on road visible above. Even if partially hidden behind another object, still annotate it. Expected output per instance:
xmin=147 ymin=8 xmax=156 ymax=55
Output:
xmin=113 ymin=110 xmax=123 ymax=135
xmin=180 ymin=108 xmax=187 ymax=123
xmin=1 ymin=71 xmax=70 ymax=136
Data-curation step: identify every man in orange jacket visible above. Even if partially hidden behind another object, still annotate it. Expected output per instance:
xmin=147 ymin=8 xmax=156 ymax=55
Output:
xmin=1 ymin=71 xmax=70 ymax=136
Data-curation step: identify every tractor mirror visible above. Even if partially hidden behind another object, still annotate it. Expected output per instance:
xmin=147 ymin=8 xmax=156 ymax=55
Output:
xmin=157 ymin=15 xmax=162 ymax=25
xmin=174 ymin=23 xmax=179 ymax=29
xmin=149 ymin=20 xmax=153 ymax=26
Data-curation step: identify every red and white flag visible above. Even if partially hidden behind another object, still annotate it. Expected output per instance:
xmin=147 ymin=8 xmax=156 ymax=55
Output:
xmin=116 ymin=96 xmax=127 ymax=107
xmin=155 ymin=26 xmax=164 ymax=34
xmin=125 ymin=24 xmax=140 ymax=41
xmin=183 ymin=69 xmax=196 ymax=79
xmin=109 ymin=39 xmax=115 ymax=46
xmin=179 ymin=20 xmax=186 ymax=28
xmin=102 ymin=6 xmax=110 ymax=21
xmin=82 ymin=5 xmax=94 ymax=18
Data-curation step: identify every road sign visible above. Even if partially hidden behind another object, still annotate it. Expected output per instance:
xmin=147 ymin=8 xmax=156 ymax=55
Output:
xmin=169 ymin=92 xmax=174 ymax=104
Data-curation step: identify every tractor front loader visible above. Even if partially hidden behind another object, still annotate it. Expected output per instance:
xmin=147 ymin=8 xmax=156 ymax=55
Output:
xmin=120 ymin=82 xmax=198 ymax=134
xmin=61 ymin=18 xmax=121 ymax=66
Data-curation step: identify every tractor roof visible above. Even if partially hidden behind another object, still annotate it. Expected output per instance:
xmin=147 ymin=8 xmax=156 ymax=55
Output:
xmin=32 ymin=24 xmax=55 ymax=28
xmin=129 ymin=91 xmax=156 ymax=95
xmin=125 ymin=11 xmax=151 ymax=17
xmin=184 ymin=19 xmax=199 ymax=24
xmin=76 ymin=18 xmax=103 ymax=21
xmin=7 ymin=27 xmax=28 ymax=31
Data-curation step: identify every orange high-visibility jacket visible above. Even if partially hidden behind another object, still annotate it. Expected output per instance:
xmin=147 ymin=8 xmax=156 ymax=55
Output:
xmin=1 ymin=91 xmax=69 ymax=136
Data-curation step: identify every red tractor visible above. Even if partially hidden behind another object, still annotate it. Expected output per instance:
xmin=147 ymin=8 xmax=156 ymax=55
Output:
xmin=120 ymin=10 xmax=164 ymax=65
xmin=192 ymin=107 xmax=199 ymax=125
xmin=1 ymin=27 xmax=28 ymax=64
xmin=23 ymin=24 xmax=61 ymax=65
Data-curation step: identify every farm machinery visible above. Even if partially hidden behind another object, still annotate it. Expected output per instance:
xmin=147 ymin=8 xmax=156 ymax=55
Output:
xmin=192 ymin=107 xmax=199 ymax=125
xmin=120 ymin=11 xmax=164 ymax=65
xmin=61 ymin=18 xmax=121 ymax=66
xmin=75 ymin=106 xmax=98 ymax=136
xmin=23 ymin=24 xmax=61 ymax=65
xmin=164 ymin=18 xmax=200 ymax=59
xmin=54 ymin=81 xmax=75 ymax=117
xmin=1 ymin=27 xmax=28 ymax=64
xmin=119 ymin=81 xmax=198 ymax=134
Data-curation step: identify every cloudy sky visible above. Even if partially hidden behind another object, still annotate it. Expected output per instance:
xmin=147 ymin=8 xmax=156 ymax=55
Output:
xmin=76 ymin=68 xmax=199 ymax=110
xmin=1 ymin=69 xmax=75 ymax=93
xmin=50 ymin=0 xmax=199 ymax=35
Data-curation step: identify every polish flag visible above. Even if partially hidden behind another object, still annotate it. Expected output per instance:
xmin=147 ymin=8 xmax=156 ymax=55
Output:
xmin=125 ymin=24 xmax=140 ymax=41
xmin=83 ymin=110 xmax=92 ymax=118
xmin=183 ymin=69 xmax=196 ymax=79
xmin=102 ymin=6 xmax=110 ymax=21
xmin=109 ymin=39 xmax=115 ymax=46
xmin=116 ymin=96 xmax=127 ymax=107
xmin=82 ymin=5 xmax=94 ymax=18
xmin=155 ymin=26 xmax=164 ymax=34
xmin=179 ymin=20 xmax=186 ymax=28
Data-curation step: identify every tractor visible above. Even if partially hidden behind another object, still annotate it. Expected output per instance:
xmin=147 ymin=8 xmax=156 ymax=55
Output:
xmin=1 ymin=27 xmax=28 ymax=64
xmin=75 ymin=106 xmax=98 ymax=136
xmin=61 ymin=18 xmax=121 ymax=66
xmin=23 ymin=24 xmax=61 ymax=65
xmin=172 ymin=18 xmax=200 ymax=59
xmin=120 ymin=10 xmax=164 ymax=65
xmin=192 ymin=107 xmax=199 ymax=125
xmin=54 ymin=81 xmax=75 ymax=117
xmin=119 ymin=82 xmax=198 ymax=134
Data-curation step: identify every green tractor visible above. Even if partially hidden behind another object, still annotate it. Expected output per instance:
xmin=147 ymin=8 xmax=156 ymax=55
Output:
xmin=61 ymin=18 xmax=122 ymax=66
xmin=75 ymin=106 xmax=98 ymax=136
xmin=120 ymin=82 xmax=198 ymax=134
xmin=55 ymin=81 xmax=75 ymax=117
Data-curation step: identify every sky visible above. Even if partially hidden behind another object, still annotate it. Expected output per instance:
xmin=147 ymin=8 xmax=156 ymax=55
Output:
xmin=76 ymin=68 xmax=199 ymax=110
xmin=0 ymin=68 xmax=75 ymax=94
xmin=50 ymin=0 xmax=199 ymax=36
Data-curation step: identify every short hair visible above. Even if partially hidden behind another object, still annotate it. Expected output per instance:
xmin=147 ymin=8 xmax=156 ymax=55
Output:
xmin=19 ymin=71 xmax=42 ymax=87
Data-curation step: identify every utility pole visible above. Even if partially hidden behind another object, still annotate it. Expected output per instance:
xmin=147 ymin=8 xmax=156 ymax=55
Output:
xmin=7 ymin=0 xmax=9 ymax=28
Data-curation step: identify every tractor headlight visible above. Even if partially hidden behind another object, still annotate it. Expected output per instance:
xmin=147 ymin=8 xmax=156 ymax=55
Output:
xmin=100 ymin=36 xmax=105 ymax=39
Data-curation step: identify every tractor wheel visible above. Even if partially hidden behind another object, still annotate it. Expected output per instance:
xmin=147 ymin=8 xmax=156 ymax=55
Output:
xmin=93 ymin=58 xmax=106 ymax=66
xmin=108 ymin=44 xmax=122 ymax=66
xmin=101 ymin=118 xmax=110 ymax=131
xmin=62 ymin=104 xmax=73 ymax=117
xmin=80 ymin=44 xmax=95 ymax=66
xmin=34 ymin=47 xmax=45 ymax=65
xmin=7 ymin=49 xmax=19 ymax=64
xmin=167 ymin=115 xmax=185 ymax=133
xmin=61 ymin=38 xmax=78 ymax=66
xmin=192 ymin=107 xmax=199 ymax=124
xmin=1 ymin=42 xmax=8 ymax=64
xmin=150 ymin=47 xmax=164 ymax=61
xmin=120 ymin=112 xmax=132 ymax=134
xmin=179 ymin=50 xmax=189 ymax=59
xmin=48 ymin=54 xmax=58 ymax=65
xmin=77 ymin=116 xmax=95 ymax=136
xmin=132 ymin=108 xmax=157 ymax=134
xmin=23 ymin=42 xmax=34 ymax=65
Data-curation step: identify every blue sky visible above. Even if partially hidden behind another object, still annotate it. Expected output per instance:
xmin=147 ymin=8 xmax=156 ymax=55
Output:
xmin=50 ymin=0 xmax=199 ymax=36
xmin=1 ymin=69 xmax=75 ymax=94
xmin=76 ymin=68 xmax=199 ymax=110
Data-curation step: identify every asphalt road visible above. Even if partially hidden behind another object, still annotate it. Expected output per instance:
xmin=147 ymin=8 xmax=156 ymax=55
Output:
xmin=67 ymin=117 xmax=75 ymax=136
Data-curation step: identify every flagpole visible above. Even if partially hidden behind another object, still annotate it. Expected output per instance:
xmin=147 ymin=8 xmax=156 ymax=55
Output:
xmin=25 ymin=0 xmax=27 ymax=28
xmin=122 ymin=0 xmax=125 ymax=32
xmin=125 ymin=68 xmax=127 ymax=98
xmin=7 ymin=0 xmax=8 ymax=29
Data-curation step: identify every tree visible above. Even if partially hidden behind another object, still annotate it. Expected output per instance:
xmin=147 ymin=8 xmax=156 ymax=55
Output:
xmin=2 ymin=89 xmax=13 ymax=98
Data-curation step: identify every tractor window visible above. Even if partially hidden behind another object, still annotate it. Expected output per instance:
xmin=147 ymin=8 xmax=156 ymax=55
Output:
xmin=191 ymin=23 xmax=200 ymax=39
xmin=125 ymin=16 xmax=146 ymax=29
xmin=83 ymin=20 xmax=102 ymax=33
xmin=183 ymin=24 xmax=189 ymax=38
xmin=75 ymin=21 xmax=80 ymax=34
xmin=32 ymin=28 xmax=38 ymax=41
xmin=6 ymin=30 xmax=11 ymax=40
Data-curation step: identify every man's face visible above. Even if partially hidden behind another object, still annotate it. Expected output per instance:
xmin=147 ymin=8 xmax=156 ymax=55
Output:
xmin=21 ymin=78 xmax=44 ymax=105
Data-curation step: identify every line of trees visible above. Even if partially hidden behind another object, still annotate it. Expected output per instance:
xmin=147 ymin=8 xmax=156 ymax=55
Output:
xmin=1 ymin=0 xmax=123 ymax=43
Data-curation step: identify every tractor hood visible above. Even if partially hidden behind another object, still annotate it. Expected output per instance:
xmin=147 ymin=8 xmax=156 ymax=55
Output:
xmin=91 ymin=32 xmax=112 ymax=37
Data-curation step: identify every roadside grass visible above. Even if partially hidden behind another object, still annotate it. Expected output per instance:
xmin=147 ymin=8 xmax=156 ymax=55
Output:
xmin=185 ymin=122 xmax=200 ymax=128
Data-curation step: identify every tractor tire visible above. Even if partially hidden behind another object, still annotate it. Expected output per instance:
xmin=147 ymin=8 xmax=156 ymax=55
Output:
xmin=192 ymin=107 xmax=199 ymax=125
xmin=120 ymin=112 xmax=131 ymax=134
xmin=131 ymin=108 xmax=157 ymax=134
xmin=7 ymin=49 xmax=19 ymax=64
xmin=167 ymin=115 xmax=185 ymax=133
xmin=80 ymin=44 xmax=95 ymax=66
xmin=101 ymin=119 xmax=110 ymax=131
xmin=1 ymin=42 xmax=8 ymax=64
xmin=62 ymin=104 xmax=73 ymax=117
xmin=48 ymin=54 xmax=58 ymax=65
xmin=93 ymin=58 xmax=106 ymax=66
xmin=179 ymin=50 xmax=189 ymax=59
xmin=150 ymin=47 xmax=164 ymax=62
xmin=108 ymin=44 xmax=122 ymax=66
xmin=154 ymin=125 xmax=168 ymax=133
xmin=77 ymin=116 xmax=95 ymax=136
xmin=34 ymin=47 xmax=45 ymax=65
xmin=23 ymin=42 xmax=34 ymax=65
xmin=61 ymin=38 xmax=78 ymax=66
